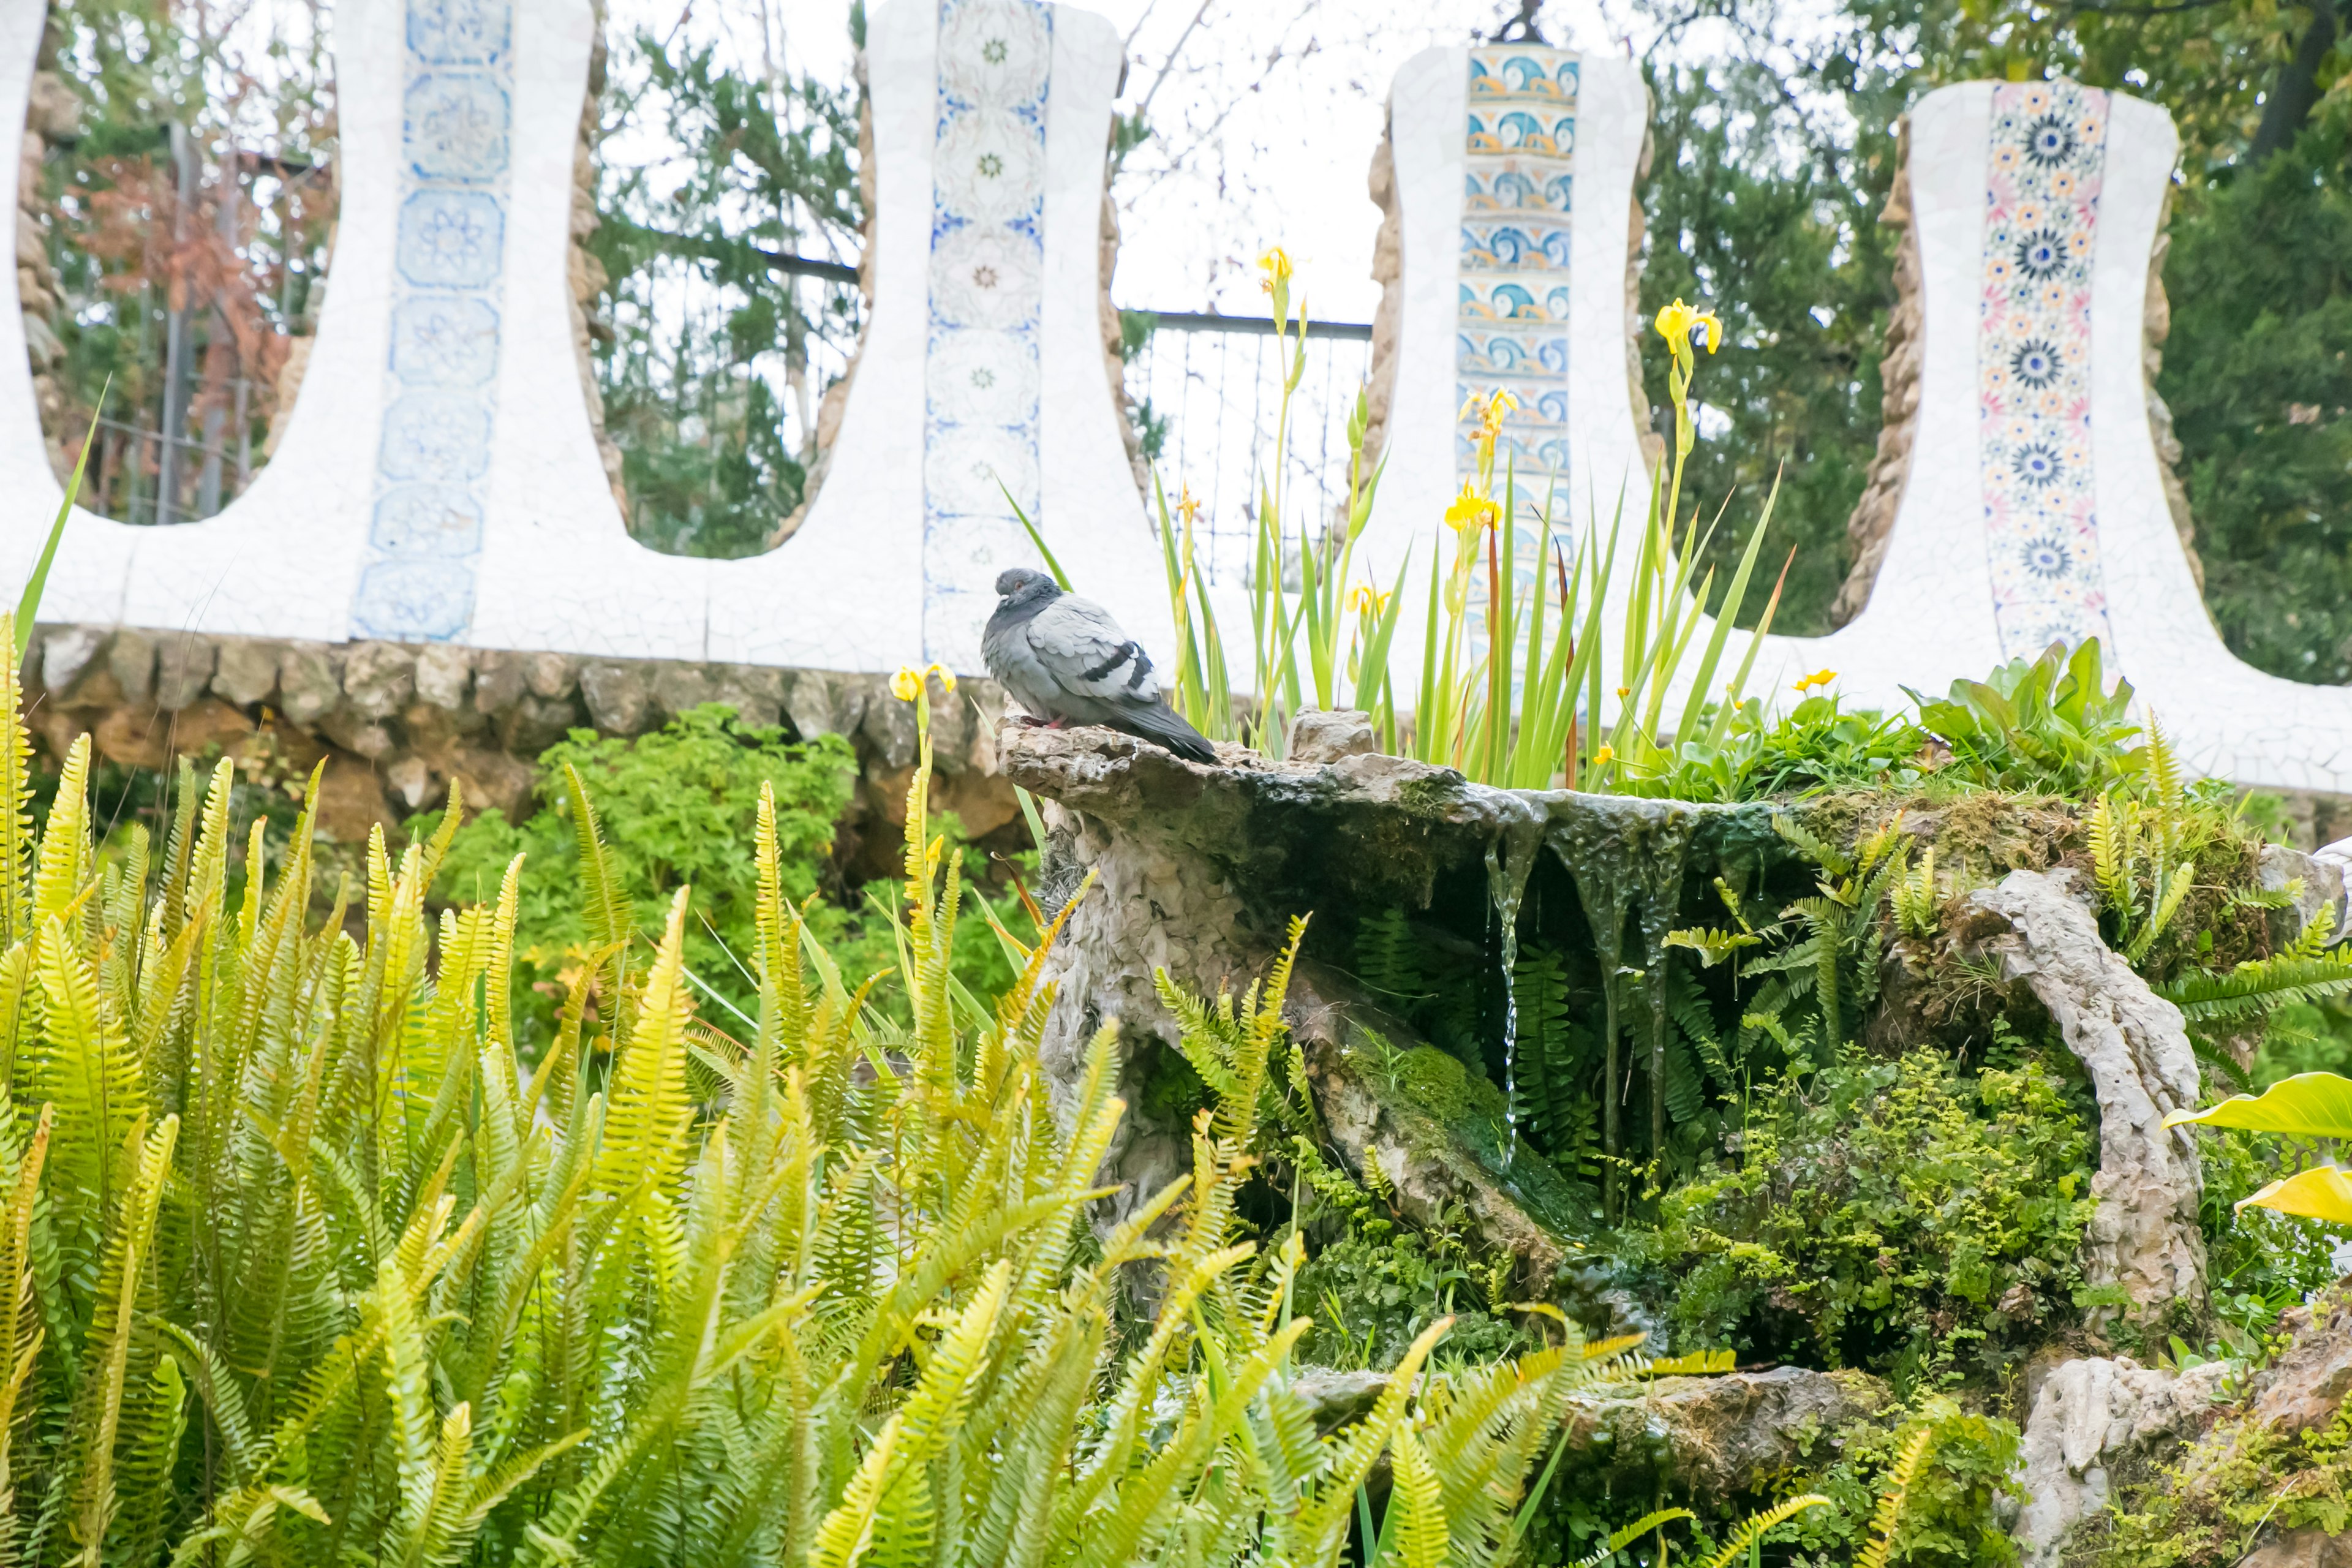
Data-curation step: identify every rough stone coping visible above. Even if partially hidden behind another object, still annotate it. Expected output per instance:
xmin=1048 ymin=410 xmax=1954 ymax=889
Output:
xmin=17 ymin=624 xmax=1018 ymax=853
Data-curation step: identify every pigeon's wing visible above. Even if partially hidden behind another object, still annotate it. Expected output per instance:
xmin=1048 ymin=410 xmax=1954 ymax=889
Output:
xmin=1025 ymin=595 xmax=1165 ymax=712
xmin=982 ymin=610 xmax=1065 ymax=719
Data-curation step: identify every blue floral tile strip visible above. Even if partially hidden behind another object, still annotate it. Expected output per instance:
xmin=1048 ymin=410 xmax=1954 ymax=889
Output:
xmin=353 ymin=0 xmax=515 ymax=643
xmin=1981 ymin=79 xmax=2114 ymax=658
xmin=923 ymin=0 xmax=1051 ymax=670
xmin=1460 ymin=48 xmax=1577 ymax=511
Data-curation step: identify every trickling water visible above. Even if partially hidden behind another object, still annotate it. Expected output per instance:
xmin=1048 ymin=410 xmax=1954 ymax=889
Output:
xmin=1552 ymin=797 xmax=1700 ymax=1212
xmin=1483 ymin=813 xmax=1543 ymax=1162
xmin=1634 ymin=812 xmax=1697 ymax=1156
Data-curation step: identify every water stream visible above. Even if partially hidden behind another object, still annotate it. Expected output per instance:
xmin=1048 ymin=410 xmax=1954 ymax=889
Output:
xmin=1483 ymin=808 xmax=1546 ymax=1163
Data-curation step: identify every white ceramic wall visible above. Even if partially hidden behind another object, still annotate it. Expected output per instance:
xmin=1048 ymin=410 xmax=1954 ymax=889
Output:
xmin=1806 ymin=82 xmax=2352 ymax=793
xmin=1369 ymin=61 xmax=2352 ymax=793
xmin=1360 ymin=47 xmax=1650 ymax=609
xmin=0 ymin=0 xmax=1167 ymax=677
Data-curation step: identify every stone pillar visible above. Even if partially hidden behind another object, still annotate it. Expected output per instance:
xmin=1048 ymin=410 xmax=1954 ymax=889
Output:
xmin=570 ymin=0 xmax=628 ymax=521
xmin=1829 ymin=119 xmax=1923 ymax=629
xmin=17 ymin=47 xmax=75 ymax=486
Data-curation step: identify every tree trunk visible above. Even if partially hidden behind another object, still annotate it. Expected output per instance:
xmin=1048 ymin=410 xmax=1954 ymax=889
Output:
xmin=2250 ymin=0 xmax=2341 ymax=163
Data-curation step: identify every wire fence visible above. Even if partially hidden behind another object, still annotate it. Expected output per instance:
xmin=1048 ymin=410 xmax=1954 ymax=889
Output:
xmin=1121 ymin=314 xmax=1375 ymax=589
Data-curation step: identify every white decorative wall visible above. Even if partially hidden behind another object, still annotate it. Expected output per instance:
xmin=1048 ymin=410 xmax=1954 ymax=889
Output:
xmin=1360 ymin=44 xmax=1650 ymax=594
xmin=1368 ymin=58 xmax=2352 ymax=794
xmin=1798 ymin=81 xmax=2352 ymax=794
xmin=0 ymin=0 xmax=1167 ymax=677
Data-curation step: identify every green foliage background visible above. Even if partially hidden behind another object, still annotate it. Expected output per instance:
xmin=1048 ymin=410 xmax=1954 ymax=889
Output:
xmin=426 ymin=705 xmax=1018 ymax=1051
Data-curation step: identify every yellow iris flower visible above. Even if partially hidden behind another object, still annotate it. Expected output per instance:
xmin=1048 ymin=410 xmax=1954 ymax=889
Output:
xmin=1257 ymin=246 xmax=1294 ymax=292
xmin=1444 ymin=483 xmax=1498 ymax=535
xmin=1654 ymin=298 xmax=1724 ymax=356
xmin=893 ymin=663 xmax=958 ymax=702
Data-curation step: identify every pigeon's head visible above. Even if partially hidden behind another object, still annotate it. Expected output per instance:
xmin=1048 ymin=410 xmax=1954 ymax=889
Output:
xmin=993 ymin=568 xmax=1061 ymax=612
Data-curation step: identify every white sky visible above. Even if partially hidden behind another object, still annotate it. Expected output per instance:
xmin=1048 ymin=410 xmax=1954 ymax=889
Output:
xmin=617 ymin=0 xmax=1649 ymax=323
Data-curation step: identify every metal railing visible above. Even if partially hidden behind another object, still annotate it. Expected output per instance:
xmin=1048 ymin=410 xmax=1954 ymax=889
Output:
xmin=1120 ymin=310 xmax=1377 ymax=588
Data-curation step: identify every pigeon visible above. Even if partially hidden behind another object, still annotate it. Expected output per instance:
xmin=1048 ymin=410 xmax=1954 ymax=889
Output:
xmin=981 ymin=568 xmax=1218 ymax=764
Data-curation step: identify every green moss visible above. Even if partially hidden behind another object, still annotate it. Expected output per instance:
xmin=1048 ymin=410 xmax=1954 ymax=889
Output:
xmin=1391 ymin=1044 xmax=1508 ymax=1128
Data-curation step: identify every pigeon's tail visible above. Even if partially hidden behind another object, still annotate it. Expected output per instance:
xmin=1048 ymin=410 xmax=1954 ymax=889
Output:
xmin=1118 ymin=703 xmax=1218 ymax=765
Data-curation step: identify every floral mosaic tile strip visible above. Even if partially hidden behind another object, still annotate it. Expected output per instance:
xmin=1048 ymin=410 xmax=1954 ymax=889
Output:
xmin=924 ymin=0 xmax=1051 ymax=669
xmin=353 ymin=0 xmax=514 ymax=642
xmin=1980 ymin=78 xmax=2114 ymax=658
xmin=1459 ymin=48 xmax=1577 ymax=505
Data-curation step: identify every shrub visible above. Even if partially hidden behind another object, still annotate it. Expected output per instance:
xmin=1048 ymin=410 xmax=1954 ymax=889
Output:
xmin=426 ymin=703 xmax=1015 ymax=1050
xmin=1637 ymin=1046 xmax=2098 ymax=1382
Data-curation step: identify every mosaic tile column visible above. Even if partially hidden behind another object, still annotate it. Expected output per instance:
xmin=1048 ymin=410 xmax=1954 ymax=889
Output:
xmin=1458 ymin=48 xmax=1577 ymax=509
xmin=922 ymin=0 xmax=1052 ymax=669
xmin=1980 ymin=80 xmax=2115 ymax=657
xmin=353 ymin=0 xmax=516 ymax=643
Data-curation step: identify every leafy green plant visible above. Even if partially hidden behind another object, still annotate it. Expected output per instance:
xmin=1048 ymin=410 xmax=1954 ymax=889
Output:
xmin=1640 ymin=1046 xmax=2097 ymax=1381
xmin=1147 ymin=264 xmax=1787 ymax=785
xmin=1907 ymin=638 xmax=2144 ymax=797
xmin=427 ymin=702 xmax=1022 ymax=1051
xmin=0 ymin=613 xmax=1653 ymax=1567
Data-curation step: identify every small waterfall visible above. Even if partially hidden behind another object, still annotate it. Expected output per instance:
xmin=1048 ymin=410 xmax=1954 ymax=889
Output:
xmin=1486 ymin=805 xmax=1546 ymax=1163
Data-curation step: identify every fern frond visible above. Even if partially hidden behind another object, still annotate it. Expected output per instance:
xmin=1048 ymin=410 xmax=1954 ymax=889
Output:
xmin=1858 ymin=1425 xmax=1936 ymax=1568
xmin=2160 ymin=947 xmax=2352 ymax=1021
xmin=1772 ymin=812 xmax=1852 ymax=877
xmin=1700 ymin=1494 xmax=1832 ymax=1568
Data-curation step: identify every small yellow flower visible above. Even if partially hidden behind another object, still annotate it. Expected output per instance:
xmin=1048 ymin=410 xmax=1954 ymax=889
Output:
xmin=1654 ymin=297 xmax=1724 ymax=355
xmin=1615 ymin=685 xmax=1631 ymax=699
xmin=1458 ymin=386 xmax=1520 ymax=434
xmin=1177 ymin=484 xmax=1203 ymax=527
xmin=892 ymin=666 xmax=922 ymax=702
xmin=1444 ymin=482 xmax=1498 ymax=535
xmin=1594 ymin=744 xmax=1616 ymax=765
xmin=1257 ymin=246 xmax=1294 ymax=292
xmin=1349 ymin=582 xmax=1393 ymax=617
xmin=1792 ymin=668 xmax=1838 ymax=695
xmin=927 ymin=662 xmax=958 ymax=694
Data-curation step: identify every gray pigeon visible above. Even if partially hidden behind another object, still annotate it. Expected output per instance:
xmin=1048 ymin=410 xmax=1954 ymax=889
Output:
xmin=981 ymin=568 xmax=1217 ymax=764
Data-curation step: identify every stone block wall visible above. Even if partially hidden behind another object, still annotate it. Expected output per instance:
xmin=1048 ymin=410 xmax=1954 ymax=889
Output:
xmin=20 ymin=624 xmax=1025 ymax=883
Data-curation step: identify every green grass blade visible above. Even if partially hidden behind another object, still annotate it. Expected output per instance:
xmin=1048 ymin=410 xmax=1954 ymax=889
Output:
xmin=18 ymin=394 xmax=104 ymax=658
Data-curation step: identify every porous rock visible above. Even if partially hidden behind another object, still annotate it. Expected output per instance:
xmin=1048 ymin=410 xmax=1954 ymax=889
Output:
xmin=2239 ymin=1529 xmax=2352 ymax=1568
xmin=2244 ymin=1281 xmax=2352 ymax=1438
xmin=1001 ymin=722 xmax=1783 ymax=1261
xmin=211 ymin=638 xmax=279 ymax=707
xmin=1292 ymin=1363 xmax=1885 ymax=1501
xmin=343 ymin=644 xmax=416 ymax=722
xmin=154 ymin=636 xmax=216 ymax=711
xmin=1288 ymin=707 xmax=1376 ymax=764
xmin=277 ymin=644 xmax=341 ymax=725
xmin=414 ymin=644 xmax=473 ymax=711
xmin=579 ymin=661 xmax=651 ymax=736
xmin=2015 ymin=1355 xmax=2233 ymax=1568
xmin=1961 ymin=869 xmax=2207 ymax=1319
xmin=40 ymin=626 xmax=107 ymax=701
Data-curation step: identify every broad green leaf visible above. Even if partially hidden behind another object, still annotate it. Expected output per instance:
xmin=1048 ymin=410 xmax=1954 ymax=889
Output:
xmin=2165 ymin=1071 xmax=2352 ymax=1140
xmin=2237 ymin=1164 xmax=2352 ymax=1226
